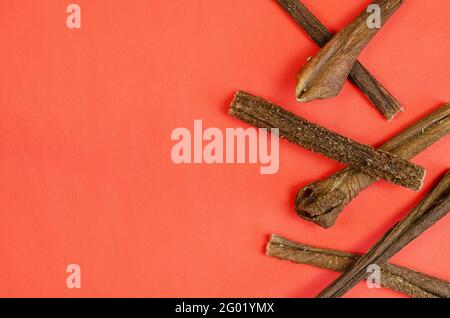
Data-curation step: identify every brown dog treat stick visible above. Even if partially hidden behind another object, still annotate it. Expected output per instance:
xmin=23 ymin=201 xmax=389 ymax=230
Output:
xmin=229 ymin=91 xmax=425 ymax=190
xmin=295 ymin=0 xmax=405 ymax=103
xmin=317 ymin=171 xmax=450 ymax=298
xmin=275 ymin=0 xmax=402 ymax=120
xmin=266 ymin=234 xmax=450 ymax=298
xmin=296 ymin=103 xmax=450 ymax=228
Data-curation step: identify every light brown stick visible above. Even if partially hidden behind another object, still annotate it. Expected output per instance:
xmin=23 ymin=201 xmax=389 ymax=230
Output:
xmin=275 ymin=0 xmax=402 ymax=120
xmin=317 ymin=171 xmax=450 ymax=297
xmin=267 ymin=234 xmax=450 ymax=298
xmin=296 ymin=0 xmax=405 ymax=102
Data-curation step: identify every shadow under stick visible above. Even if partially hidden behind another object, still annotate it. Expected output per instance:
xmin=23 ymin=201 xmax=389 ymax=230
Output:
xmin=295 ymin=0 xmax=405 ymax=103
xmin=266 ymin=234 xmax=450 ymax=298
xmin=275 ymin=0 xmax=402 ymax=120
xmin=296 ymin=103 xmax=450 ymax=228
xmin=317 ymin=171 xmax=450 ymax=298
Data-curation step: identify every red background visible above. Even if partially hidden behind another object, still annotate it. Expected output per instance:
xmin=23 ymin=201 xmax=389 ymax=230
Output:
xmin=0 ymin=0 xmax=449 ymax=297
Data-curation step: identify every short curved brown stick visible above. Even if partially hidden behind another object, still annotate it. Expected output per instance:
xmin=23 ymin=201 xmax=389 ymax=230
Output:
xmin=266 ymin=234 xmax=450 ymax=298
xmin=317 ymin=171 xmax=450 ymax=298
xmin=296 ymin=103 xmax=450 ymax=228
xmin=296 ymin=0 xmax=405 ymax=102
xmin=275 ymin=0 xmax=402 ymax=120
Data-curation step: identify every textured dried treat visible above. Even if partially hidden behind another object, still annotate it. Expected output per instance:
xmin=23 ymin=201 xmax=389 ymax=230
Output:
xmin=295 ymin=0 xmax=405 ymax=103
xmin=266 ymin=234 xmax=450 ymax=298
xmin=229 ymin=91 xmax=425 ymax=190
xmin=296 ymin=103 xmax=450 ymax=228
xmin=275 ymin=0 xmax=402 ymax=120
xmin=317 ymin=171 xmax=450 ymax=298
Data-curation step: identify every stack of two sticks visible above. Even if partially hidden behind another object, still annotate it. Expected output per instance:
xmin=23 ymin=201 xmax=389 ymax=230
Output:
xmin=229 ymin=0 xmax=450 ymax=298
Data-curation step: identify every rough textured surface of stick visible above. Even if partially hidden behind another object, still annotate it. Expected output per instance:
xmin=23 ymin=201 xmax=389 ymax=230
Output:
xmin=317 ymin=171 xmax=450 ymax=298
xmin=295 ymin=0 xmax=405 ymax=103
xmin=229 ymin=91 xmax=424 ymax=190
xmin=296 ymin=103 xmax=450 ymax=228
xmin=275 ymin=0 xmax=402 ymax=120
xmin=266 ymin=234 xmax=450 ymax=298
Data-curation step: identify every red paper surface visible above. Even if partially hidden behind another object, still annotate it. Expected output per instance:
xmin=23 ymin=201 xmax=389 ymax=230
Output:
xmin=0 ymin=0 xmax=449 ymax=297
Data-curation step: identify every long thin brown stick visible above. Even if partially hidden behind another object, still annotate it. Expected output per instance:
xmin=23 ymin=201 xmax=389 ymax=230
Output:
xmin=229 ymin=91 xmax=424 ymax=190
xmin=266 ymin=234 xmax=450 ymax=298
xmin=295 ymin=0 xmax=405 ymax=103
xmin=296 ymin=103 xmax=450 ymax=228
xmin=317 ymin=171 xmax=450 ymax=298
xmin=275 ymin=0 xmax=402 ymax=120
